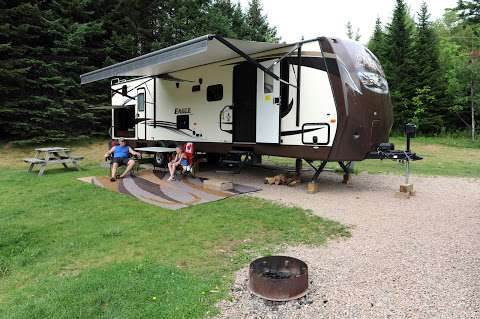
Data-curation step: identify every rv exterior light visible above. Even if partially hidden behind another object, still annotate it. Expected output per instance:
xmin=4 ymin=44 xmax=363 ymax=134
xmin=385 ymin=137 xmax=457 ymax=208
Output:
xmin=358 ymin=71 xmax=388 ymax=94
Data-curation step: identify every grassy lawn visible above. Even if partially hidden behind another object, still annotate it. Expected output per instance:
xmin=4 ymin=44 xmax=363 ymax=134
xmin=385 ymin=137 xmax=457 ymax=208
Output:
xmin=265 ymin=136 xmax=480 ymax=178
xmin=0 ymin=167 xmax=348 ymax=319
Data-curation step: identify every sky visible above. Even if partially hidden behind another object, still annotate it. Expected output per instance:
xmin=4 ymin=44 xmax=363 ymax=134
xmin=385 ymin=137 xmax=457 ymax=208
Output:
xmin=237 ymin=0 xmax=458 ymax=44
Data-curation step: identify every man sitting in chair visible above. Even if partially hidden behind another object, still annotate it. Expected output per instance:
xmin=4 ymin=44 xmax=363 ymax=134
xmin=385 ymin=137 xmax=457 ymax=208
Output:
xmin=104 ymin=137 xmax=140 ymax=182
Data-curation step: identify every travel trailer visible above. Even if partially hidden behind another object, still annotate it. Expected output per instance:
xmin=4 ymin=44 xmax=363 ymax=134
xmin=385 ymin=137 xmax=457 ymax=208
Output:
xmin=80 ymin=35 xmax=420 ymax=179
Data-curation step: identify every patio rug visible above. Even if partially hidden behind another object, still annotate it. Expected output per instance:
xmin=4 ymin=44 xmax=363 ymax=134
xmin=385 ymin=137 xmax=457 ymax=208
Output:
xmin=77 ymin=170 xmax=260 ymax=210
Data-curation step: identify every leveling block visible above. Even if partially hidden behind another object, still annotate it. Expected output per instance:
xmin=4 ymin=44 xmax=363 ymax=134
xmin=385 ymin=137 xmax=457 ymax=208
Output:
xmin=306 ymin=181 xmax=319 ymax=194
xmin=397 ymin=183 xmax=415 ymax=198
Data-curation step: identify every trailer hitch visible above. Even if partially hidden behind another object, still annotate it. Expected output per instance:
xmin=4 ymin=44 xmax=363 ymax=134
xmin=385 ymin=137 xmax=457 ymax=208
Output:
xmin=366 ymin=123 xmax=422 ymax=185
xmin=366 ymin=123 xmax=422 ymax=161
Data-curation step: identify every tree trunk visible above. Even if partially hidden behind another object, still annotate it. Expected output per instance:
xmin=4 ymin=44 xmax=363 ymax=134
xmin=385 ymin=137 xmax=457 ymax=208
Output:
xmin=472 ymin=80 xmax=476 ymax=141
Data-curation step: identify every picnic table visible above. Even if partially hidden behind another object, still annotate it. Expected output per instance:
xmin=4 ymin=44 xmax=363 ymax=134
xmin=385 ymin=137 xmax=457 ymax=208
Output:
xmin=24 ymin=147 xmax=84 ymax=176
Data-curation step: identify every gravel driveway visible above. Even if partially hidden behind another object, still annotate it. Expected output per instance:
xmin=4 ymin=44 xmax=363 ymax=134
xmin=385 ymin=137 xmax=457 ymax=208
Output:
xmin=210 ymin=168 xmax=480 ymax=319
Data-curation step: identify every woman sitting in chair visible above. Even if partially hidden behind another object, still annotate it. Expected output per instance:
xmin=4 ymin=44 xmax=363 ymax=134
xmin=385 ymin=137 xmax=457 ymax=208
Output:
xmin=167 ymin=146 xmax=184 ymax=181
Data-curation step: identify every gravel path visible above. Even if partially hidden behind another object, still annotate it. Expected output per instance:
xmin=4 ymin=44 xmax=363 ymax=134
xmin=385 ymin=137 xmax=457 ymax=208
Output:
xmin=209 ymin=168 xmax=480 ymax=319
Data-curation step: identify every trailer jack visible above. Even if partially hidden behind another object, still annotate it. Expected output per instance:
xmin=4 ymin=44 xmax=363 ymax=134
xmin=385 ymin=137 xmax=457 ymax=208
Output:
xmin=338 ymin=161 xmax=354 ymax=184
xmin=305 ymin=160 xmax=328 ymax=181
xmin=304 ymin=160 xmax=354 ymax=182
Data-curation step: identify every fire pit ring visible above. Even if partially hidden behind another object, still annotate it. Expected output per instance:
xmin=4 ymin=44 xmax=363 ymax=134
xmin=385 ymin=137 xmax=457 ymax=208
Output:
xmin=248 ymin=256 xmax=308 ymax=301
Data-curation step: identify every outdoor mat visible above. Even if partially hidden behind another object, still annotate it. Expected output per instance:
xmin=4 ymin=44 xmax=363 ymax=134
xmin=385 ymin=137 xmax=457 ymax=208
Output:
xmin=77 ymin=170 xmax=260 ymax=210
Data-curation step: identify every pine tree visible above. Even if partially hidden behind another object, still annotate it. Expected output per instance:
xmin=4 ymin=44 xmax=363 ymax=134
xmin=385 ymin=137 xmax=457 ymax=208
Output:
xmin=384 ymin=0 xmax=417 ymax=128
xmin=368 ymin=17 xmax=387 ymax=62
xmin=413 ymin=3 xmax=441 ymax=89
xmin=455 ymin=0 xmax=480 ymax=24
xmin=206 ymin=0 xmax=248 ymax=38
xmin=453 ymin=0 xmax=480 ymax=139
xmin=345 ymin=21 xmax=361 ymax=41
xmin=346 ymin=21 xmax=354 ymax=40
xmin=410 ymin=2 xmax=445 ymax=132
xmin=0 ymin=2 xmax=68 ymax=140
xmin=231 ymin=2 xmax=247 ymax=37
xmin=243 ymin=0 xmax=278 ymax=42
xmin=355 ymin=28 xmax=362 ymax=42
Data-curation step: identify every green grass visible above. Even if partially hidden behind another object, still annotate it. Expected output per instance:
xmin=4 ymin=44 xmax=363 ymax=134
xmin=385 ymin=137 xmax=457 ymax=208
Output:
xmin=265 ymin=135 xmax=480 ymax=178
xmin=0 ymin=167 xmax=349 ymax=319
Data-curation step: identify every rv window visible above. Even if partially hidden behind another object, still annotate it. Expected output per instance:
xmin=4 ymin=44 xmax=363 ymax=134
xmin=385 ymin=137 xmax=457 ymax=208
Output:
xmin=137 ymin=92 xmax=145 ymax=112
xmin=207 ymin=84 xmax=223 ymax=101
xmin=264 ymin=67 xmax=274 ymax=93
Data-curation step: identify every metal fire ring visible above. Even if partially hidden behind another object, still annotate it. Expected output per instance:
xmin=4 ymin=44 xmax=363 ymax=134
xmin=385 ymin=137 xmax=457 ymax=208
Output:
xmin=248 ymin=255 xmax=309 ymax=301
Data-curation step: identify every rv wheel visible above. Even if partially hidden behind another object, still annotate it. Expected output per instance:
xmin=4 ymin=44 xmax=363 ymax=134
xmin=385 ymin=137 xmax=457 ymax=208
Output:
xmin=153 ymin=152 xmax=168 ymax=168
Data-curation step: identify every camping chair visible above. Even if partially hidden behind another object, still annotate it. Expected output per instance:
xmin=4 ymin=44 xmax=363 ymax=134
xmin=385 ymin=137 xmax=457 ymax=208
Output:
xmin=105 ymin=140 xmax=141 ymax=178
xmin=178 ymin=142 xmax=197 ymax=177
xmin=106 ymin=155 xmax=141 ymax=178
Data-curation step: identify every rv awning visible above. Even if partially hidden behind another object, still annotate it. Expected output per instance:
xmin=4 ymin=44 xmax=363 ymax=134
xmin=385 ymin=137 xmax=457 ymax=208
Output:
xmin=80 ymin=35 xmax=291 ymax=85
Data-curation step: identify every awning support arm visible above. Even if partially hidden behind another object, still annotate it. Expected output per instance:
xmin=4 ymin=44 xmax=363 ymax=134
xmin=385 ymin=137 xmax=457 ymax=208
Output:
xmin=212 ymin=35 xmax=297 ymax=89
xmin=267 ymin=44 xmax=299 ymax=69
xmin=111 ymin=77 xmax=154 ymax=99
xmin=110 ymin=87 xmax=136 ymax=100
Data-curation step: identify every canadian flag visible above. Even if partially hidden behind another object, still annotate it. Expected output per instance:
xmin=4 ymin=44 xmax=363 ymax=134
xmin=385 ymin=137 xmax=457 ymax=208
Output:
xmin=184 ymin=142 xmax=194 ymax=155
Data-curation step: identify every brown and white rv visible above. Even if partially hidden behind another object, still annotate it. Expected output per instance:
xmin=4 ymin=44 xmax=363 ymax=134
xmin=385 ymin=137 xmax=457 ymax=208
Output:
xmin=81 ymin=35 xmax=420 ymax=179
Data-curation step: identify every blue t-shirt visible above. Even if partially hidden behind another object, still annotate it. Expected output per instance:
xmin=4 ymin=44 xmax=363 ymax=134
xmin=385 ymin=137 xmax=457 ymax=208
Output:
xmin=114 ymin=145 xmax=130 ymax=158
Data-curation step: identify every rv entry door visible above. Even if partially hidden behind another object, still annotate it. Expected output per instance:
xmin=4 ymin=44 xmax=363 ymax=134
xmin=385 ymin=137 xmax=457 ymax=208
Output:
xmin=136 ymin=88 xmax=146 ymax=140
xmin=256 ymin=61 xmax=280 ymax=143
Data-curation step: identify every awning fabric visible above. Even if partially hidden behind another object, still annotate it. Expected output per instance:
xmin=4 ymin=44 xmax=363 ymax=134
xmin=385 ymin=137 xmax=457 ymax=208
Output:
xmin=80 ymin=35 xmax=290 ymax=85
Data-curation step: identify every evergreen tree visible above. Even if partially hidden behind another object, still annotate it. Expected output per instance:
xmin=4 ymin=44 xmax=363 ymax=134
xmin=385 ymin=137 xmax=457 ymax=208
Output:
xmin=346 ymin=21 xmax=354 ymax=40
xmin=368 ymin=17 xmax=387 ymax=62
xmin=383 ymin=0 xmax=417 ymax=128
xmin=410 ymin=2 xmax=445 ymax=132
xmin=413 ymin=3 xmax=441 ymax=89
xmin=206 ymin=0 xmax=248 ymax=38
xmin=345 ymin=21 xmax=361 ymax=41
xmin=0 ymin=1 xmax=69 ymax=140
xmin=455 ymin=0 xmax=480 ymax=24
xmin=452 ymin=0 xmax=480 ymax=138
xmin=243 ymin=0 xmax=278 ymax=42
xmin=231 ymin=2 xmax=247 ymax=37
